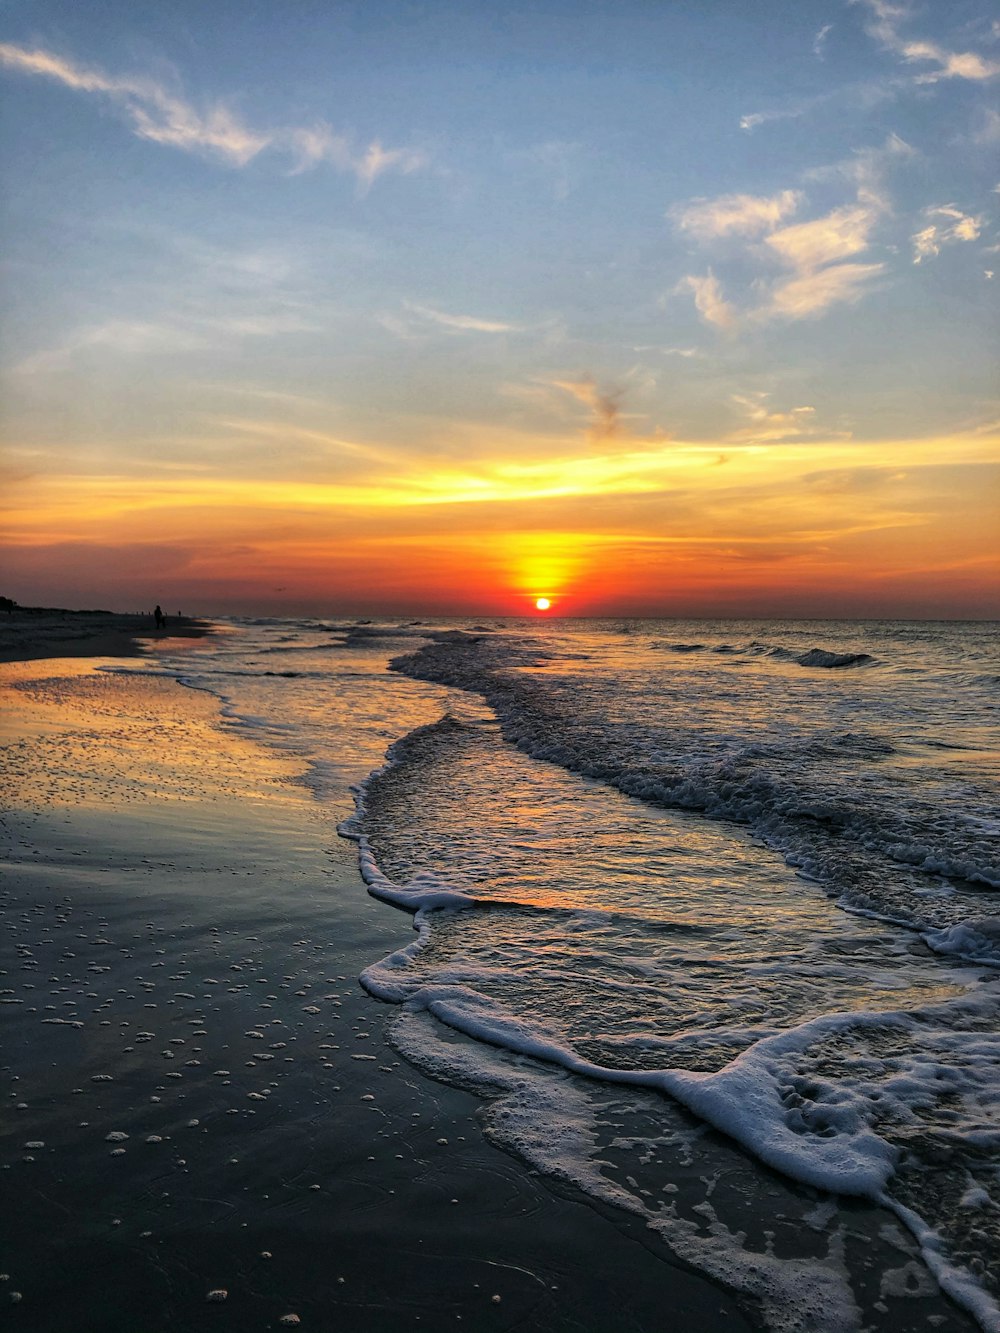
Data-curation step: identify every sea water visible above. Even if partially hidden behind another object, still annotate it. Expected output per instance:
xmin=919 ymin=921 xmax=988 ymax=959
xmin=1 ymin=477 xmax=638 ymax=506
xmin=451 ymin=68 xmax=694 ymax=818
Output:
xmin=129 ymin=617 xmax=999 ymax=1331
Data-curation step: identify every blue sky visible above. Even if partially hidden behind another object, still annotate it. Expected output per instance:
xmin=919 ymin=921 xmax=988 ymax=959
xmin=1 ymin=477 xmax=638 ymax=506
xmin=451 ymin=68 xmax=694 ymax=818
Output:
xmin=1 ymin=0 xmax=997 ymax=615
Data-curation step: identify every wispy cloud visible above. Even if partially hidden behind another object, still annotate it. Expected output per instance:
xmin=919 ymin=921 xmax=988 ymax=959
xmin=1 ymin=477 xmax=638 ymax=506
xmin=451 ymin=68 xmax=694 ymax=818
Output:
xmin=286 ymin=125 xmax=425 ymax=188
xmin=12 ymin=307 xmax=317 ymax=376
xmin=215 ymin=417 xmax=394 ymax=467
xmin=550 ymin=376 xmax=626 ymax=442
xmin=728 ymin=393 xmax=853 ymax=445
xmin=675 ymin=138 xmax=910 ymax=329
xmin=401 ymin=302 xmax=520 ymax=334
xmin=739 ymin=71 xmax=905 ymax=135
xmin=672 ymin=190 xmax=800 ymax=239
xmin=764 ymin=262 xmax=885 ymax=320
xmin=743 ymin=4 xmax=998 ymax=135
xmin=813 ymin=24 xmax=834 ymax=59
xmin=912 ymin=204 xmax=984 ymax=263
xmin=12 ymin=319 xmax=211 ymax=375
xmin=680 ymin=272 xmax=738 ymax=331
xmin=855 ymin=0 xmax=1000 ymax=82
xmin=764 ymin=203 xmax=877 ymax=270
xmin=0 ymin=41 xmax=425 ymax=185
xmin=973 ymin=108 xmax=1000 ymax=145
xmin=632 ymin=344 xmax=704 ymax=360
xmin=0 ymin=42 xmax=269 ymax=164
xmin=678 ymin=202 xmax=885 ymax=329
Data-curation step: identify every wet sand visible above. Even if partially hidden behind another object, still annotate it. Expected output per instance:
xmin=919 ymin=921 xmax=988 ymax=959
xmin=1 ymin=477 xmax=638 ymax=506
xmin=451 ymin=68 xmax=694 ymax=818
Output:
xmin=0 ymin=611 xmax=212 ymax=664
xmin=0 ymin=655 xmax=751 ymax=1332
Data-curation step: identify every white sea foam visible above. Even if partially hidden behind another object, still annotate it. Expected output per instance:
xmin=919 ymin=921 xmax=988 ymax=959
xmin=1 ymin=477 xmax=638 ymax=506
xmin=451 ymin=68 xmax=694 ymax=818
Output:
xmin=925 ymin=915 xmax=1000 ymax=967
xmin=388 ymin=1008 xmax=869 ymax=1333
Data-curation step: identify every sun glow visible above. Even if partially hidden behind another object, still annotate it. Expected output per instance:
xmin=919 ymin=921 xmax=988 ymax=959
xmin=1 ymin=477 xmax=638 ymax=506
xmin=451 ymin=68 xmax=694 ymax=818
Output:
xmin=535 ymin=597 xmax=551 ymax=611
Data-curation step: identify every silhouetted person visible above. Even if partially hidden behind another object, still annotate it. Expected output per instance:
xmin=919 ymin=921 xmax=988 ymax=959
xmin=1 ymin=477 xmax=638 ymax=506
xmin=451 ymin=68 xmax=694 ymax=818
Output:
xmin=154 ymin=604 xmax=164 ymax=629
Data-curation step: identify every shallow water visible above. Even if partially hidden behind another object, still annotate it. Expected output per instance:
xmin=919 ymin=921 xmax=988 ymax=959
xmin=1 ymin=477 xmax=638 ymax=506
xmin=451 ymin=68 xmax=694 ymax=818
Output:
xmin=119 ymin=615 xmax=999 ymax=1331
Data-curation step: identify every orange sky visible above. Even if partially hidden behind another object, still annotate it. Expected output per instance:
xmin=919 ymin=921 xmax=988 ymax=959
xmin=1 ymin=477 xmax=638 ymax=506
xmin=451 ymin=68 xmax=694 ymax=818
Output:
xmin=4 ymin=429 xmax=998 ymax=617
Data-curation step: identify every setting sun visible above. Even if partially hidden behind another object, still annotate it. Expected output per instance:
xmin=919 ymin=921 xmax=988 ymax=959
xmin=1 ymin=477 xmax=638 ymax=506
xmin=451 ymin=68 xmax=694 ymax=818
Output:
xmin=535 ymin=598 xmax=551 ymax=611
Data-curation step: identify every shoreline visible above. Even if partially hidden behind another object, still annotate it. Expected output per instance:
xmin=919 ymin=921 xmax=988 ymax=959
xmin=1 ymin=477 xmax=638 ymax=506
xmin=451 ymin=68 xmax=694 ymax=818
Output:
xmin=0 ymin=611 xmax=214 ymax=665
xmin=0 ymin=644 xmax=750 ymax=1332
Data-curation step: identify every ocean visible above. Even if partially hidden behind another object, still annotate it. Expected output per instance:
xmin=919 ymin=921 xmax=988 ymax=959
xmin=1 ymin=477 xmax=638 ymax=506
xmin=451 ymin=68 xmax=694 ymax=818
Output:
xmin=133 ymin=616 xmax=999 ymax=1331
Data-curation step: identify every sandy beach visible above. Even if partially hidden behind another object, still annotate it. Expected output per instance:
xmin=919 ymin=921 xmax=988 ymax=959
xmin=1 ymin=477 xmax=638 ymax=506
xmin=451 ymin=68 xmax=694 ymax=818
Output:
xmin=0 ymin=637 xmax=754 ymax=1332
xmin=0 ymin=611 xmax=212 ymax=664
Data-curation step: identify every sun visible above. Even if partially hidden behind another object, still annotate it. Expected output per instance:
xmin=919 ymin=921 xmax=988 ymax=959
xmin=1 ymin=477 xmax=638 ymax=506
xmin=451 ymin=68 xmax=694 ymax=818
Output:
xmin=534 ymin=597 xmax=551 ymax=611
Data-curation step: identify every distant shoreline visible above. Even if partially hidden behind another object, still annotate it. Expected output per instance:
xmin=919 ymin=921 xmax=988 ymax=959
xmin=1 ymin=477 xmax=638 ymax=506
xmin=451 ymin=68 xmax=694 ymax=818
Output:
xmin=0 ymin=609 xmax=214 ymax=664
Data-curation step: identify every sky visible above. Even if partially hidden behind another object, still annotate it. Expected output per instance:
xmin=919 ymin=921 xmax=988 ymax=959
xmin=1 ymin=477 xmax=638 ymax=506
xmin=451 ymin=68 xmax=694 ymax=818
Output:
xmin=1 ymin=0 xmax=998 ymax=619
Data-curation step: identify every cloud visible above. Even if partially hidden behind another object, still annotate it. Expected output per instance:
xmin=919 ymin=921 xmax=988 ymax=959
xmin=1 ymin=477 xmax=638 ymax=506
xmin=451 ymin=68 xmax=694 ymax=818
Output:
xmin=855 ymin=0 xmax=1000 ymax=82
xmin=672 ymin=190 xmax=800 ymax=239
xmin=814 ymin=24 xmax=834 ymax=59
xmin=0 ymin=41 xmax=424 ymax=185
xmin=912 ymin=204 xmax=984 ymax=263
xmin=287 ymin=123 xmax=355 ymax=173
xmin=401 ymin=303 xmax=520 ymax=334
xmin=550 ymin=376 xmax=625 ymax=442
xmin=973 ymin=109 xmax=1000 ymax=145
xmin=727 ymin=394 xmax=852 ymax=444
xmin=215 ymin=417 xmax=393 ymax=468
xmin=680 ymin=272 xmax=738 ymax=331
xmin=12 ymin=319 xmax=212 ymax=374
xmin=632 ymin=345 xmax=704 ymax=359
xmin=762 ymin=262 xmax=885 ymax=319
xmin=355 ymin=142 xmax=426 ymax=190
xmin=764 ymin=204 xmax=877 ymax=270
xmin=0 ymin=42 xmax=270 ymax=164
xmin=12 ymin=305 xmax=317 ymax=376
xmin=804 ymin=132 xmax=911 ymax=206
xmin=741 ymin=10 xmax=997 ymax=133
xmin=675 ymin=138 xmax=909 ymax=330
